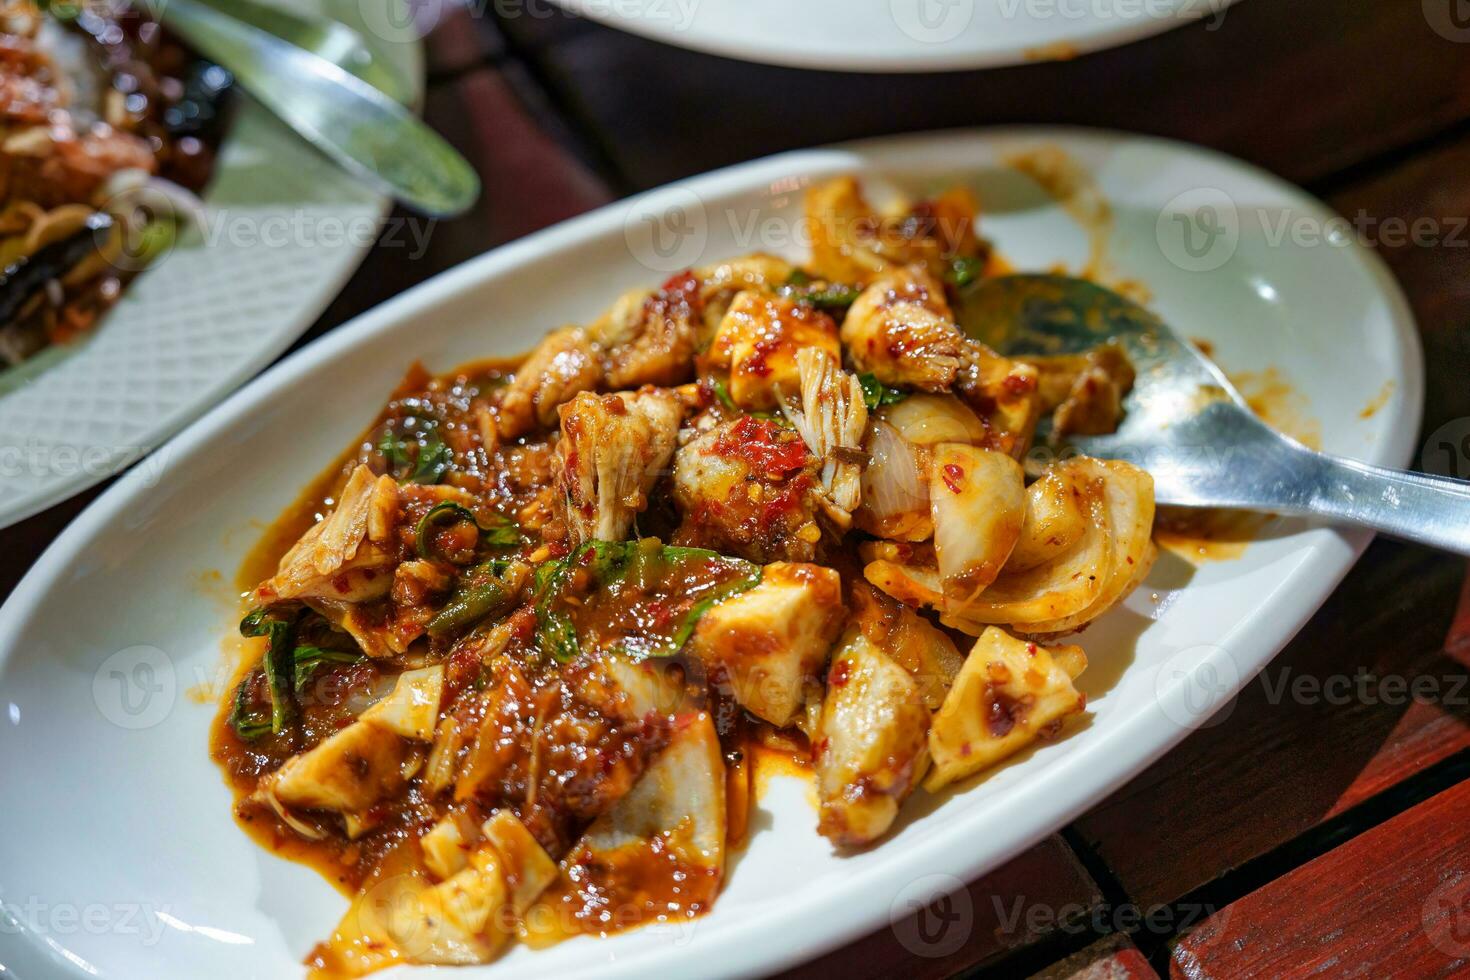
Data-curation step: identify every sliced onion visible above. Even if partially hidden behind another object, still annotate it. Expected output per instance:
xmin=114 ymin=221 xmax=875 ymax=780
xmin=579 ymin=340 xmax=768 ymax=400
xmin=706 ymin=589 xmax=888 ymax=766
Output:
xmin=1007 ymin=468 xmax=1088 ymax=571
xmin=879 ymin=393 xmax=987 ymax=446
xmin=945 ymin=458 xmax=1155 ymax=635
xmin=855 ymin=419 xmax=931 ymax=541
xmin=928 ymin=443 xmax=1024 ymax=607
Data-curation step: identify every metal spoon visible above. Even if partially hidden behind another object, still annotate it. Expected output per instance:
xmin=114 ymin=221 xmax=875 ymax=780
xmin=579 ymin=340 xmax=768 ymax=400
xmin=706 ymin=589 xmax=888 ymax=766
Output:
xmin=185 ymin=0 xmax=415 ymax=105
xmin=960 ymin=273 xmax=1470 ymax=556
xmin=155 ymin=0 xmax=479 ymax=217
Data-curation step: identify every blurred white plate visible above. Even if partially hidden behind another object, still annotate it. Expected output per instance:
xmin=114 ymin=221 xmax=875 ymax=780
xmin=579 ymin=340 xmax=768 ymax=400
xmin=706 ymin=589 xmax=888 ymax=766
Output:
xmin=549 ymin=0 xmax=1240 ymax=71
xmin=0 ymin=0 xmax=423 ymax=529
xmin=0 ymin=128 xmax=1420 ymax=978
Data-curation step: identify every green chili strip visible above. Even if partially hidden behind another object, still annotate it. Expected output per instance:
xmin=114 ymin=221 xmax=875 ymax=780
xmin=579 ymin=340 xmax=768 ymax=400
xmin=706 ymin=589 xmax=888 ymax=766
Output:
xmin=427 ymin=559 xmax=518 ymax=635
xmin=780 ymin=281 xmax=861 ymax=310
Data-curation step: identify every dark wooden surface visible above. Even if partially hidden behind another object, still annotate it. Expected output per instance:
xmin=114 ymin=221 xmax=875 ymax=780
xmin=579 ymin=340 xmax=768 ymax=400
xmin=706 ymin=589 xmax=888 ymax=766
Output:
xmin=3 ymin=3 xmax=1470 ymax=976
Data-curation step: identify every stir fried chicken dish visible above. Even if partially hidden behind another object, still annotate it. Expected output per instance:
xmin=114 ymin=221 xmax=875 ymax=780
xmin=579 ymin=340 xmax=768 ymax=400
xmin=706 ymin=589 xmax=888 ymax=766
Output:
xmin=0 ymin=1 xmax=230 ymax=365
xmin=213 ymin=176 xmax=1154 ymax=976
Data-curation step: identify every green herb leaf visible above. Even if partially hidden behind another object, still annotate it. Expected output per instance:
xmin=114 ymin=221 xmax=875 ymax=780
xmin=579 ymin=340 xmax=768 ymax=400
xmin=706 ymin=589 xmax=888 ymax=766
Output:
xmin=944 ymin=255 xmax=984 ymax=290
xmin=785 ymin=269 xmax=812 ymax=287
xmin=291 ymin=646 xmax=365 ymax=693
xmin=379 ymin=425 xmax=454 ymax=485
xmin=858 ymin=372 xmax=907 ymax=411
xmin=239 ymin=606 xmax=303 ymax=736
xmin=534 ymin=539 xmax=760 ymax=664
xmin=227 ymin=670 xmax=272 ymax=741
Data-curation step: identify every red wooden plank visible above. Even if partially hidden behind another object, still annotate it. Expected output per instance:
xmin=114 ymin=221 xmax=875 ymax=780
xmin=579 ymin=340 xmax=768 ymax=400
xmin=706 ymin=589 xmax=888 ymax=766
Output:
xmin=779 ymin=835 xmax=1102 ymax=978
xmin=506 ymin=0 xmax=1470 ymax=190
xmin=1170 ymin=777 xmax=1470 ymax=978
xmin=1073 ymin=541 xmax=1469 ymax=910
xmin=1034 ymin=933 xmax=1161 ymax=980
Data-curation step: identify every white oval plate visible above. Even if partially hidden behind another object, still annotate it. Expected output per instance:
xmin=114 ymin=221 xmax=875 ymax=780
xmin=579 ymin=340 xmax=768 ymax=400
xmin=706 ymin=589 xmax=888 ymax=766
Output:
xmin=548 ymin=0 xmax=1239 ymax=72
xmin=0 ymin=128 xmax=1420 ymax=979
xmin=0 ymin=0 xmax=422 ymax=530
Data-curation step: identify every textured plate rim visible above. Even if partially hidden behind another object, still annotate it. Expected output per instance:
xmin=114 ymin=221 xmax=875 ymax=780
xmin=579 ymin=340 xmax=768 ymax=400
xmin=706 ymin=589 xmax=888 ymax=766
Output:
xmin=546 ymin=0 xmax=1243 ymax=72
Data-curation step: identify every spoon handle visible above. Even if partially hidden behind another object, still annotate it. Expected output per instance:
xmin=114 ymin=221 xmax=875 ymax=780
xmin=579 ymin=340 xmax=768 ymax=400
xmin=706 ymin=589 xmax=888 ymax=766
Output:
xmin=1302 ymin=451 xmax=1470 ymax=555
xmin=159 ymin=0 xmax=479 ymax=217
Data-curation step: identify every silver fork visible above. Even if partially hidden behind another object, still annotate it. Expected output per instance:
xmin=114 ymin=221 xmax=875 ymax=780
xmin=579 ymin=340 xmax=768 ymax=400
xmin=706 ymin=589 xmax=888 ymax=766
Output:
xmin=964 ymin=273 xmax=1470 ymax=556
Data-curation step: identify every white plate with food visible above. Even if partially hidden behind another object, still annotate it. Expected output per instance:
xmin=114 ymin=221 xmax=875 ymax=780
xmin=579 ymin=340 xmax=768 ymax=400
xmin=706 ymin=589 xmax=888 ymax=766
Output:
xmin=0 ymin=0 xmax=422 ymax=529
xmin=0 ymin=127 xmax=1419 ymax=979
xmin=548 ymin=0 xmax=1239 ymax=71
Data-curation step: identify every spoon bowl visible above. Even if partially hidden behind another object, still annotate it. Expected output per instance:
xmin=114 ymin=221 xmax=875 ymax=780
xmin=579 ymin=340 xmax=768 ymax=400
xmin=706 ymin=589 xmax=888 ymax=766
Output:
xmin=961 ymin=273 xmax=1470 ymax=555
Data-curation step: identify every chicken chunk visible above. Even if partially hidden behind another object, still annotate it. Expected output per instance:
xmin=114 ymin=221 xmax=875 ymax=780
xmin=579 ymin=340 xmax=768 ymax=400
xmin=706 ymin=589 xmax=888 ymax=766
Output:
xmin=692 ymin=253 xmax=796 ymax=336
xmin=690 ymin=562 xmax=845 ymax=727
xmin=454 ymin=651 xmax=673 ymax=852
xmin=814 ymin=627 xmax=930 ymax=847
xmin=672 ymin=415 xmax=821 ymax=563
xmin=557 ymin=387 xmax=683 ymax=546
xmin=543 ymin=713 xmax=726 ymax=936
xmin=265 ymin=667 xmax=444 ymax=836
xmin=498 ymin=326 xmax=603 ymax=439
xmin=256 ymin=465 xmax=399 ymax=604
xmin=841 ymin=266 xmax=966 ymax=391
xmin=706 ymin=291 xmax=841 ymax=411
xmin=805 ymin=176 xmax=985 ymax=286
xmin=781 ymin=348 xmax=868 ymax=528
xmin=924 ymin=628 xmax=1086 ymax=790
xmin=849 ymin=582 xmax=964 ymax=710
xmin=590 ymin=271 xmax=702 ymax=389
xmin=952 ymin=342 xmax=1042 ymax=459
xmin=1030 ymin=342 xmax=1136 ymax=438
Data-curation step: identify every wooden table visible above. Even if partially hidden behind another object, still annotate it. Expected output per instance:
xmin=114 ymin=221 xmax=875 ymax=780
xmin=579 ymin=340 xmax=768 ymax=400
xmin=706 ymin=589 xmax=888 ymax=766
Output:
xmin=6 ymin=3 xmax=1470 ymax=976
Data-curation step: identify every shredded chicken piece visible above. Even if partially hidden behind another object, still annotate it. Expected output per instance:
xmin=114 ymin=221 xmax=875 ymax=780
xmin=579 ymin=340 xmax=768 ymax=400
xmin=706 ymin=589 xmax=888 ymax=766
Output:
xmin=779 ymin=348 xmax=868 ymax=528
xmin=257 ymin=465 xmax=398 ymax=603
xmin=841 ymin=266 xmax=965 ymax=391
xmin=557 ymin=387 xmax=683 ymax=545
xmin=499 ymin=326 xmax=604 ymax=439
